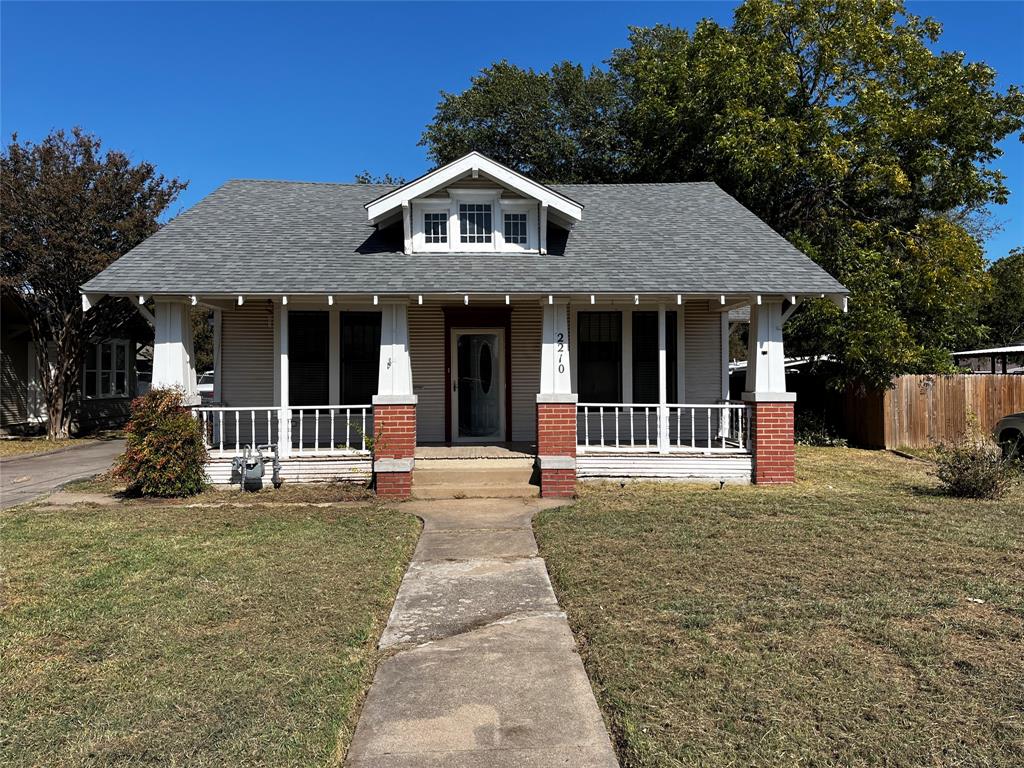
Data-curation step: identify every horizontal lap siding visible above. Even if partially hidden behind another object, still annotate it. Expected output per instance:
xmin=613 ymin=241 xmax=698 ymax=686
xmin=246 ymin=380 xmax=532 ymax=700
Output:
xmin=684 ymin=303 xmax=723 ymax=444
xmin=409 ymin=302 xmax=542 ymax=444
xmin=408 ymin=303 xmax=445 ymax=442
xmin=205 ymin=456 xmax=371 ymax=484
xmin=577 ymin=454 xmax=751 ymax=481
xmin=221 ymin=304 xmax=275 ymax=406
xmin=684 ymin=302 xmax=722 ymax=404
xmin=511 ymin=304 xmax=542 ymax=442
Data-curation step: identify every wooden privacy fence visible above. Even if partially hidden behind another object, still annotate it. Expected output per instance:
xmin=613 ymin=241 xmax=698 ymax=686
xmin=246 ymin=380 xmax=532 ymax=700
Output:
xmin=843 ymin=374 xmax=1024 ymax=449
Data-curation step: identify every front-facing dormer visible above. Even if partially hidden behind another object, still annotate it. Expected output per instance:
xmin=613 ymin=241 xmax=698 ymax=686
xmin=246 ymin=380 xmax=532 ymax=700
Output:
xmin=364 ymin=151 xmax=583 ymax=255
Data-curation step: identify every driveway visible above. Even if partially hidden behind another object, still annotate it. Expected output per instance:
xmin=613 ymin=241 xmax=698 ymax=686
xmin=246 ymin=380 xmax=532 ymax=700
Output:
xmin=345 ymin=498 xmax=619 ymax=768
xmin=0 ymin=440 xmax=125 ymax=509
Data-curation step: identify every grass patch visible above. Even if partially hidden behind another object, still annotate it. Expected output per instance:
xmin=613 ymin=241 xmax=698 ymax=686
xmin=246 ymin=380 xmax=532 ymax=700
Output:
xmin=63 ymin=474 xmax=375 ymax=505
xmin=534 ymin=447 xmax=1024 ymax=767
xmin=0 ymin=438 xmax=89 ymax=458
xmin=1 ymin=502 xmax=419 ymax=766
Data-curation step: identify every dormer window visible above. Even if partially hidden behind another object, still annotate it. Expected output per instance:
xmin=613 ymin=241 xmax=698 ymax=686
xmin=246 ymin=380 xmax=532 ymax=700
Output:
xmin=424 ymin=212 xmax=448 ymax=244
xmin=459 ymin=203 xmax=492 ymax=244
xmin=366 ymin=151 xmax=582 ymax=255
xmin=504 ymin=212 xmax=528 ymax=245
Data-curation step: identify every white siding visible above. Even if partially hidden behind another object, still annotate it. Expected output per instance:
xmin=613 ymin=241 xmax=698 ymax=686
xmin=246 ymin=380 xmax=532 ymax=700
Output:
xmin=577 ymin=454 xmax=751 ymax=482
xmin=408 ymin=301 xmax=542 ymax=443
xmin=206 ymin=456 xmax=370 ymax=485
xmin=221 ymin=304 xmax=275 ymax=406
xmin=408 ymin=303 xmax=446 ymax=442
xmin=510 ymin=303 xmax=541 ymax=442
xmin=684 ymin=302 xmax=722 ymax=404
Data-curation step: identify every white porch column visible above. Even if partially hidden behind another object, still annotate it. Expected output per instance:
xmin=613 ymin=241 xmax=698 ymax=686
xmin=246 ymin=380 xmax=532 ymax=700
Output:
xmin=537 ymin=298 xmax=576 ymax=498
xmin=743 ymin=299 xmax=792 ymax=399
xmin=152 ymin=299 xmax=198 ymax=404
xmin=657 ymin=304 xmax=669 ymax=453
xmin=376 ymin=301 xmax=414 ymax=398
xmin=373 ymin=301 xmax=416 ymax=498
xmin=328 ymin=310 xmax=340 ymax=404
xmin=278 ymin=304 xmax=290 ymax=458
xmin=742 ymin=298 xmax=796 ymax=485
xmin=539 ymin=299 xmax=572 ymax=396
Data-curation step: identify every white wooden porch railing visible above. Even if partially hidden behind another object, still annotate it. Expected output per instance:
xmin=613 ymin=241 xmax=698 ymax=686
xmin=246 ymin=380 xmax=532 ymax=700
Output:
xmin=576 ymin=402 xmax=751 ymax=454
xmin=194 ymin=405 xmax=373 ymax=457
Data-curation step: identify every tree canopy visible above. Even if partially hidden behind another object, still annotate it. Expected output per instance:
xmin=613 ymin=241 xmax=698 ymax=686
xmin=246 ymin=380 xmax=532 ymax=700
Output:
xmin=421 ymin=0 xmax=1023 ymax=388
xmin=981 ymin=248 xmax=1024 ymax=345
xmin=1 ymin=128 xmax=186 ymax=437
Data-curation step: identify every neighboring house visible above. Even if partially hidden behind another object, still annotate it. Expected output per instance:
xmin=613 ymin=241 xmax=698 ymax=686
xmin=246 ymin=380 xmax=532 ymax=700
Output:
xmin=81 ymin=152 xmax=847 ymax=496
xmin=1 ymin=295 xmax=150 ymax=435
xmin=952 ymin=345 xmax=1024 ymax=374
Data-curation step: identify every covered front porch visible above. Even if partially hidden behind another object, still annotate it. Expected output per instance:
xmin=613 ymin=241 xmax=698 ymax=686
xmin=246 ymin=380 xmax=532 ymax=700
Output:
xmin=138 ymin=291 xmax=800 ymax=495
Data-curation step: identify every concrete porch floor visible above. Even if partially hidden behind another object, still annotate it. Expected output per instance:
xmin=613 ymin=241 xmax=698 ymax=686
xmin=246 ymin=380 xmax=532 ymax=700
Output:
xmin=414 ymin=442 xmax=536 ymax=459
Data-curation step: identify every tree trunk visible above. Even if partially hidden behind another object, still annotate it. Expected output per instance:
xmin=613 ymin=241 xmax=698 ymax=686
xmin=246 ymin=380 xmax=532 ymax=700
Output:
xmin=28 ymin=303 xmax=82 ymax=441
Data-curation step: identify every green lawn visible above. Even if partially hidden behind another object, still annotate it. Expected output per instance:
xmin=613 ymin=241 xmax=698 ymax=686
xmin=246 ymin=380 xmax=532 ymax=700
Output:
xmin=535 ymin=447 xmax=1023 ymax=768
xmin=1 ymin=502 xmax=419 ymax=767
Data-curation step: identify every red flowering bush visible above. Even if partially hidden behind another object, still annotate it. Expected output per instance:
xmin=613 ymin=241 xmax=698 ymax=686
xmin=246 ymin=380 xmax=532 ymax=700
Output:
xmin=115 ymin=387 xmax=207 ymax=497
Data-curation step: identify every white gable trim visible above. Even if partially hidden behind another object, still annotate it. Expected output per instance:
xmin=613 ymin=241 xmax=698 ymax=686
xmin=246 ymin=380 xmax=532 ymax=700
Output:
xmin=365 ymin=151 xmax=583 ymax=224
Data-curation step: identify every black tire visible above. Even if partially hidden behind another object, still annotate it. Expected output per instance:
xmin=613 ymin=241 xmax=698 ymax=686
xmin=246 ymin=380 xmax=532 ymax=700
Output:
xmin=999 ymin=430 xmax=1022 ymax=460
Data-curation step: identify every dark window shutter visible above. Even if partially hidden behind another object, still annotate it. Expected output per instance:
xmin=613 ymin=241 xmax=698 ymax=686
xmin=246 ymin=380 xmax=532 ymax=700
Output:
xmin=289 ymin=312 xmax=330 ymax=406
xmin=577 ymin=312 xmax=622 ymax=403
xmin=341 ymin=312 xmax=382 ymax=404
xmin=632 ymin=311 xmax=678 ymax=404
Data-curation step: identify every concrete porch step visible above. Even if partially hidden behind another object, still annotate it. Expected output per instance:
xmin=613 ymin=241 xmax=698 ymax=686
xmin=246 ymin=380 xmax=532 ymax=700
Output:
xmin=413 ymin=458 xmax=539 ymax=499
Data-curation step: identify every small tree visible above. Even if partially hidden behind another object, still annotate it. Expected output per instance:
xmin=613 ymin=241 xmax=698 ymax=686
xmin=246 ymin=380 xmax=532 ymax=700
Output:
xmin=115 ymin=387 xmax=207 ymax=497
xmin=1 ymin=128 xmax=186 ymax=438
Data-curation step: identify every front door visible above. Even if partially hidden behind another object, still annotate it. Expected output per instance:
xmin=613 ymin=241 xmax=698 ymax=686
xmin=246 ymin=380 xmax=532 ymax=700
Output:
xmin=451 ymin=329 xmax=505 ymax=442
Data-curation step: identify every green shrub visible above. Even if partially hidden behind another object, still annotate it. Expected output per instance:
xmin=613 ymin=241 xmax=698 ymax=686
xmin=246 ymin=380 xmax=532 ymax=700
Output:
xmin=934 ymin=426 xmax=1020 ymax=500
xmin=795 ymin=411 xmax=848 ymax=447
xmin=115 ymin=387 xmax=207 ymax=497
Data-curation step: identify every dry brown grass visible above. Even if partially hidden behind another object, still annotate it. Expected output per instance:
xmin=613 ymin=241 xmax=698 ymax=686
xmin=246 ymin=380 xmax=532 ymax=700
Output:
xmin=535 ymin=447 xmax=1024 ymax=768
xmin=1 ymin=501 xmax=419 ymax=767
xmin=0 ymin=438 xmax=88 ymax=458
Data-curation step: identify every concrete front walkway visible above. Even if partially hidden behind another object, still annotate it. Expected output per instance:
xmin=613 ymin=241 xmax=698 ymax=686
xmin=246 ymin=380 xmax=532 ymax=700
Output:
xmin=346 ymin=498 xmax=619 ymax=768
xmin=0 ymin=439 xmax=125 ymax=510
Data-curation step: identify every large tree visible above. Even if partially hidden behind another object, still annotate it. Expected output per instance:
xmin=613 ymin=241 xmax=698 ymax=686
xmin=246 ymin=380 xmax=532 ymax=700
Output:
xmin=421 ymin=0 xmax=1023 ymax=388
xmin=1 ymin=129 xmax=186 ymax=438
xmin=421 ymin=60 xmax=627 ymax=183
xmin=981 ymin=247 xmax=1024 ymax=345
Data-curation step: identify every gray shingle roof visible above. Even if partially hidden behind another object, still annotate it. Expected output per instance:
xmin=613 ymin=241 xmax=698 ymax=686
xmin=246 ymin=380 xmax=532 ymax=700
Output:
xmin=82 ymin=179 xmax=846 ymax=296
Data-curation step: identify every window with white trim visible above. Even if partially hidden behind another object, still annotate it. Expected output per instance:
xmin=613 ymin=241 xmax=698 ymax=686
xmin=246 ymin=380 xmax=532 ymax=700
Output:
xmin=459 ymin=203 xmax=492 ymax=244
xmin=503 ymin=212 xmax=528 ymax=245
xmin=83 ymin=340 xmax=130 ymax=399
xmin=424 ymin=211 xmax=448 ymax=244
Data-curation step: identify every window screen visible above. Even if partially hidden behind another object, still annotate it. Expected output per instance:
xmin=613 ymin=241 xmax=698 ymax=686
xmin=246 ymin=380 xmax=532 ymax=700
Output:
xmin=424 ymin=212 xmax=447 ymax=243
xmin=82 ymin=340 xmax=129 ymax=398
xmin=503 ymin=212 xmax=528 ymax=245
xmin=459 ymin=203 xmax=492 ymax=243
xmin=631 ymin=312 xmax=677 ymax=403
xmin=288 ymin=312 xmax=329 ymax=406
xmin=340 ymin=312 xmax=381 ymax=404
xmin=576 ymin=312 xmax=622 ymax=403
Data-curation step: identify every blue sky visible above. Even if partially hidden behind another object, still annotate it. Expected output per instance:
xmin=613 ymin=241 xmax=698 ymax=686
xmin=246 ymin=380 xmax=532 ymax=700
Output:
xmin=2 ymin=1 xmax=1021 ymax=259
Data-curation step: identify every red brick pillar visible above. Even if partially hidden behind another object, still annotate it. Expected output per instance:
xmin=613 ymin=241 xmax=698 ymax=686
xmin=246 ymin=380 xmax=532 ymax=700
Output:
xmin=372 ymin=395 xmax=417 ymax=499
xmin=536 ymin=395 xmax=577 ymax=498
xmin=747 ymin=399 xmax=795 ymax=484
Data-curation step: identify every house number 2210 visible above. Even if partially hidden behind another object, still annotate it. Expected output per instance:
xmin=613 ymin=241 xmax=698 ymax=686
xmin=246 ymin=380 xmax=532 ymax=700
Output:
xmin=556 ymin=332 xmax=565 ymax=374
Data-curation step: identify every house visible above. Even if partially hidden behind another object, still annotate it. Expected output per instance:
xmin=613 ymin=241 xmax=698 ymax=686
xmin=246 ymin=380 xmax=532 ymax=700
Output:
xmin=81 ymin=152 xmax=847 ymax=497
xmin=951 ymin=345 xmax=1024 ymax=375
xmin=1 ymin=294 xmax=151 ymax=435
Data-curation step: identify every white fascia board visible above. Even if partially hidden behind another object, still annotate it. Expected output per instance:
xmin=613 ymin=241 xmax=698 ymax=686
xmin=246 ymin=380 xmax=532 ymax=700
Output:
xmin=365 ymin=151 xmax=583 ymax=223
